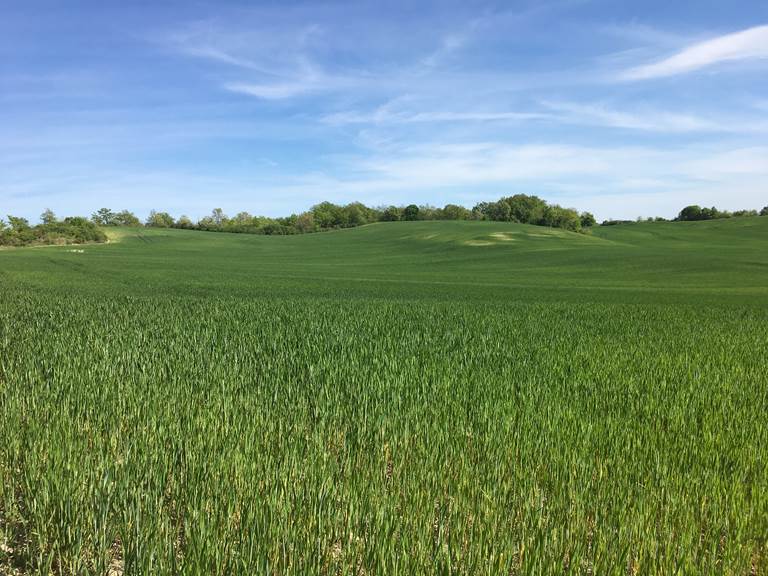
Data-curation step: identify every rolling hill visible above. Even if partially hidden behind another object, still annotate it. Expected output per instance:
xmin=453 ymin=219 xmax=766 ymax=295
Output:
xmin=2 ymin=217 xmax=768 ymax=304
xmin=1 ymin=218 xmax=767 ymax=574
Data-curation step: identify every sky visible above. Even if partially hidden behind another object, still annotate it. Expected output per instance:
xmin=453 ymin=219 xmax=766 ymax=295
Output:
xmin=1 ymin=0 xmax=767 ymax=222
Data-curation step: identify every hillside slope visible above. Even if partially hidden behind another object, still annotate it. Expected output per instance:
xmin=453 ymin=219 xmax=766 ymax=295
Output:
xmin=2 ymin=218 xmax=767 ymax=304
xmin=2 ymin=217 xmax=767 ymax=574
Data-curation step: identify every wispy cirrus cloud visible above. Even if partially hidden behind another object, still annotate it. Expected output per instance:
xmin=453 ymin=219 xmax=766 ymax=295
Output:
xmin=623 ymin=24 xmax=768 ymax=80
xmin=321 ymin=104 xmax=550 ymax=126
xmin=166 ymin=18 xmax=339 ymax=100
xmin=541 ymin=100 xmax=768 ymax=133
xmin=322 ymin=97 xmax=768 ymax=134
xmin=224 ymin=82 xmax=315 ymax=100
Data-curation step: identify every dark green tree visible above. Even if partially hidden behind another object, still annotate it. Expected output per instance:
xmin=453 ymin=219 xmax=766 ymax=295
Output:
xmin=542 ymin=205 xmax=581 ymax=231
xmin=677 ymin=205 xmax=703 ymax=221
xmin=403 ymin=204 xmax=420 ymax=221
xmin=487 ymin=201 xmax=511 ymax=222
xmin=505 ymin=194 xmax=547 ymax=224
xmin=91 ymin=208 xmax=116 ymax=226
xmin=7 ymin=215 xmax=30 ymax=231
xmin=580 ymin=212 xmax=596 ymax=227
xmin=381 ymin=206 xmax=402 ymax=221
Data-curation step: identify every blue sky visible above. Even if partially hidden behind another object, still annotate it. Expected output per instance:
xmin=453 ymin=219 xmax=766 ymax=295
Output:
xmin=2 ymin=0 xmax=767 ymax=221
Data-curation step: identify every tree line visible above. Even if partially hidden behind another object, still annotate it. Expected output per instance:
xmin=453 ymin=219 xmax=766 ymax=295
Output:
xmin=89 ymin=195 xmax=598 ymax=235
xmin=3 ymin=198 xmax=767 ymax=247
xmin=675 ymin=205 xmax=768 ymax=221
xmin=601 ymin=205 xmax=768 ymax=225
xmin=0 ymin=210 xmax=105 ymax=247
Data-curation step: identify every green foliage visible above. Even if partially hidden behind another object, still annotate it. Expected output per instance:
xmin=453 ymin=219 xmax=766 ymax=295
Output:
xmin=381 ymin=205 xmax=402 ymax=221
xmin=403 ymin=204 xmax=420 ymax=221
xmin=7 ymin=215 xmax=30 ymax=231
xmin=675 ymin=205 xmax=759 ymax=221
xmin=506 ymin=194 xmax=548 ymax=223
xmin=90 ymin=195 xmax=768 ymax=240
xmin=541 ymin=204 xmax=581 ymax=231
xmin=1 ymin=219 xmax=767 ymax=574
xmin=92 ymin=208 xmax=141 ymax=227
xmin=91 ymin=207 xmax=116 ymax=226
xmin=580 ymin=211 xmax=596 ymax=227
xmin=113 ymin=210 xmax=141 ymax=227
xmin=145 ymin=210 xmax=175 ymax=228
xmin=761 ymin=206 xmax=768 ymax=216
xmin=471 ymin=195 xmax=587 ymax=232
xmin=175 ymin=214 xmax=195 ymax=229
xmin=40 ymin=208 xmax=58 ymax=225
xmin=295 ymin=212 xmax=316 ymax=233
xmin=442 ymin=204 xmax=471 ymax=220
xmin=0 ymin=214 xmax=106 ymax=247
xmin=678 ymin=205 xmax=728 ymax=221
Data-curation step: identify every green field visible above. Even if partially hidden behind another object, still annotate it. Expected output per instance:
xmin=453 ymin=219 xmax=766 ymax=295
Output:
xmin=1 ymin=218 xmax=767 ymax=574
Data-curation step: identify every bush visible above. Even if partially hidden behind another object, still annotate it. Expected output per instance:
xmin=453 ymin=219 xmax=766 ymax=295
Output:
xmin=0 ymin=214 xmax=106 ymax=247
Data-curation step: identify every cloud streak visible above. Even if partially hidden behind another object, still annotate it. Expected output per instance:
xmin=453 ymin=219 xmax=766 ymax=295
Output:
xmin=623 ymin=24 xmax=768 ymax=80
xmin=542 ymin=101 xmax=768 ymax=133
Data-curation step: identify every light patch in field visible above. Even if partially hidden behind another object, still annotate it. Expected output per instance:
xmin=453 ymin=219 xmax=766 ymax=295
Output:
xmin=464 ymin=240 xmax=495 ymax=246
xmin=490 ymin=232 xmax=517 ymax=241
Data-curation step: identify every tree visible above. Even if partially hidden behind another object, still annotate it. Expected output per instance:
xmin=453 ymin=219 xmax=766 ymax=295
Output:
xmin=699 ymin=206 xmax=723 ymax=220
xmin=145 ymin=210 xmax=175 ymax=228
xmin=416 ymin=205 xmax=442 ymax=220
xmin=403 ymin=204 xmax=420 ymax=221
xmin=343 ymin=202 xmax=370 ymax=227
xmin=311 ymin=202 xmax=344 ymax=229
xmin=761 ymin=206 xmax=768 ymax=216
xmin=471 ymin=202 xmax=490 ymax=220
xmin=113 ymin=210 xmax=141 ymax=227
xmin=295 ymin=212 xmax=316 ymax=233
xmin=505 ymin=194 xmax=547 ymax=224
xmin=542 ymin=205 xmax=581 ymax=232
xmin=580 ymin=212 xmax=596 ymax=227
xmin=677 ymin=205 xmax=703 ymax=221
xmin=7 ymin=215 xmax=30 ymax=231
xmin=211 ymin=208 xmax=227 ymax=228
xmin=442 ymin=204 xmax=470 ymax=220
xmin=91 ymin=208 xmax=116 ymax=226
xmin=732 ymin=209 xmax=757 ymax=217
xmin=231 ymin=212 xmax=253 ymax=227
xmin=40 ymin=209 xmax=58 ymax=225
xmin=175 ymin=215 xmax=194 ymax=229
xmin=486 ymin=201 xmax=511 ymax=222
xmin=380 ymin=206 xmax=402 ymax=221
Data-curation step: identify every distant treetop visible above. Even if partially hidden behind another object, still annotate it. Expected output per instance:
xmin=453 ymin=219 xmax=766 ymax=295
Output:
xmin=5 ymin=197 xmax=765 ymax=248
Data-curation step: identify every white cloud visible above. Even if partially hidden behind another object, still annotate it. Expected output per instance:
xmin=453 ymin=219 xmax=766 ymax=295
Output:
xmin=224 ymin=82 xmax=314 ymax=100
xmin=322 ymin=99 xmax=768 ymax=134
xmin=4 ymin=142 xmax=767 ymax=222
xmin=322 ymin=107 xmax=550 ymax=125
xmin=544 ymin=101 xmax=714 ymax=132
xmin=623 ymin=24 xmax=768 ymax=80
xmin=541 ymin=101 xmax=768 ymax=133
xmin=681 ymin=146 xmax=768 ymax=177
